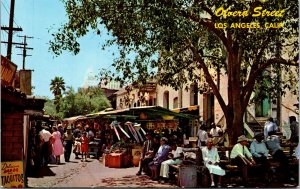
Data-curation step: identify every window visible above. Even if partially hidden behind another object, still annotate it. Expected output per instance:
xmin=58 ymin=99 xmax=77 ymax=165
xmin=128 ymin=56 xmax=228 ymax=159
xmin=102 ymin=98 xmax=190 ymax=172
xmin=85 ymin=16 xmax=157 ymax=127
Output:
xmin=173 ymin=97 xmax=178 ymax=109
xmin=149 ymin=96 xmax=153 ymax=106
xmin=190 ymin=83 xmax=198 ymax=106
xmin=163 ymin=91 xmax=169 ymax=109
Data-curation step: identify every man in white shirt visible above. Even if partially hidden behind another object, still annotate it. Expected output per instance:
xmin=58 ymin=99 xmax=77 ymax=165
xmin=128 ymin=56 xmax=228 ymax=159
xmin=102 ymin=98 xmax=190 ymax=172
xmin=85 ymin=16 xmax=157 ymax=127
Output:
xmin=210 ymin=123 xmax=224 ymax=146
xmin=264 ymin=117 xmax=278 ymax=139
xmin=159 ymin=143 xmax=183 ymax=183
xmin=39 ymin=126 xmax=52 ymax=166
xmin=197 ymin=124 xmax=208 ymax=147
xmin=209 ymin=123 xmax=222 ymax=137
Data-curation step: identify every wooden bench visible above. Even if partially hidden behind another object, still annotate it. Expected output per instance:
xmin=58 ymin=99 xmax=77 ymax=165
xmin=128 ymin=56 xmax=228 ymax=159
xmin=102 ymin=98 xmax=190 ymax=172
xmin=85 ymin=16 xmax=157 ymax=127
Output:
xmin=168 ymin=148 xmax=205 ymax=186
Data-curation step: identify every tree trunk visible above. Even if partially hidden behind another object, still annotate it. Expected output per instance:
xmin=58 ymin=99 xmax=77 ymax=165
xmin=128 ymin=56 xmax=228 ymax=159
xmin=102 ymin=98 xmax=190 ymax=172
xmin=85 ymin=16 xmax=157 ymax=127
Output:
xmin=225 ymin=102 xmax=244 ymax=146
xmin=226 ymin=49 xmax=244 ymax=146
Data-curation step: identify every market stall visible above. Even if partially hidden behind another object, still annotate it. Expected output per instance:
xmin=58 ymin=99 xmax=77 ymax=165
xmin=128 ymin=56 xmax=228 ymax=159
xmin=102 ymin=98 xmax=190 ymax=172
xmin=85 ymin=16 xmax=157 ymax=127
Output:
xmin=85 ymin=106 xmax=197 ymax=168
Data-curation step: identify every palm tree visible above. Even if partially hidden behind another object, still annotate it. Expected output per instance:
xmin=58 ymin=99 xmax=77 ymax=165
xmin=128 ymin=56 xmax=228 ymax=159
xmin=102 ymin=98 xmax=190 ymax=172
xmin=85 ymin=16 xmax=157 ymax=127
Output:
xmin=50 ymin=76 xmax=66 ymax=112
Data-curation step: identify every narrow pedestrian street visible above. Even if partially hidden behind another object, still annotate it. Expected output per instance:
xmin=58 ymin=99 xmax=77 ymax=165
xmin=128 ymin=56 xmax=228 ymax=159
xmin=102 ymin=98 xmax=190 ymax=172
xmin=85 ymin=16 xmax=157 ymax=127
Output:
xmin=27 ymin=152 xmax=176 ymax=187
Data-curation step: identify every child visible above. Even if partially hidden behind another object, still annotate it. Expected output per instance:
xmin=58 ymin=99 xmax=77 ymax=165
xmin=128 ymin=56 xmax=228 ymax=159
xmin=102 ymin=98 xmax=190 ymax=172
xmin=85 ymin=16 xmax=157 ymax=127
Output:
xmin=80 ymin=131 xmax=89 ymax=162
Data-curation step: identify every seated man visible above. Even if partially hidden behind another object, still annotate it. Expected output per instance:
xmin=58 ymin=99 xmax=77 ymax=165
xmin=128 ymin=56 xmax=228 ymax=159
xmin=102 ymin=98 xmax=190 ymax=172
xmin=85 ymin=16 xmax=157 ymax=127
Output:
xmin=250 ymin=133 xmax=271 ymax=178
xmin=264 ymin=117 xmax=278 ymax=140
xmin=265 ymin=134 xmax=293 ymax=181
xmin=202 ymin=138 xmax=225 ymax=187
xmin=148 ymin=137 xmax=170 ymax=180
xmin=210 ymin=123 xmax=224 ymax=146
xmin=230 ymin=135 xmax=256 ymax=183
xmin=159 ymin=143 xmax=184 ymax=183
xmin=136 ymin=132 xmax=156 ymax=176
xmin=197 ymin=124 xmax=208 ymax=147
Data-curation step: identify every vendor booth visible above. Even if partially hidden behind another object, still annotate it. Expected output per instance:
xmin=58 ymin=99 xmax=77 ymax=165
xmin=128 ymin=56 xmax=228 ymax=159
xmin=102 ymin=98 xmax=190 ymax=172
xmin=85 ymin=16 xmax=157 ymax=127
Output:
xmin=85 ymin=106 xmax=197 ymax=168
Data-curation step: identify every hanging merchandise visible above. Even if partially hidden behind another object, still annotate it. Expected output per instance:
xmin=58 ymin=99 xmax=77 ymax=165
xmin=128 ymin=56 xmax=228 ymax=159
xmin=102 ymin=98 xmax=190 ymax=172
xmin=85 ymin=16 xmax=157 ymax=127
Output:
xmin=133 ymin=123 xmax=144 ymax=142
xmin=111 ymin=121 xmax=120 ymax=141
xmin=146 ymin=122 xmax=156 ymax=130
xmin=125 ymin=122 xmax=140 ymax=143
xmin=110 ymin=121 xmax=131 ymax=140
xmin=140 ymin=127 xmax=146 ymax=135
xmin=118 ymin=124 xmax=131 ymax=138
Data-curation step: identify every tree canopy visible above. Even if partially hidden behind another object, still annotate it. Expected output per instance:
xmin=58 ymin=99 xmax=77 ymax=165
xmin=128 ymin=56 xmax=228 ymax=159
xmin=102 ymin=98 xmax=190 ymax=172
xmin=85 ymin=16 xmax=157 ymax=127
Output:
xmin=49 ymin=0 xmax=298 ymax=145
xmin=44 ymin=86 xmax=111 ymax=119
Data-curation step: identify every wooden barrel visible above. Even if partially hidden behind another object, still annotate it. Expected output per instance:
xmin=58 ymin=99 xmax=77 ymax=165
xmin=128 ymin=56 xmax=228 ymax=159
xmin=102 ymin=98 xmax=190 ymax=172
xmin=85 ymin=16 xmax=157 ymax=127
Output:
xmin=132 ymin=155 xmax=140 ymax=167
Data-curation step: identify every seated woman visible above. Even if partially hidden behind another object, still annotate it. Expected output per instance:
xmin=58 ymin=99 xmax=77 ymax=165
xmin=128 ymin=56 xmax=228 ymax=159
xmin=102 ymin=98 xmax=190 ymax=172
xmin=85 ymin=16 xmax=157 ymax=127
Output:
xmin=202 ymin=138 xmax=225 ymax=187
xmin=159 ymin=143 xmax=184 ymax=183
xmin=148 ymin=137 xmax=170 ymax=180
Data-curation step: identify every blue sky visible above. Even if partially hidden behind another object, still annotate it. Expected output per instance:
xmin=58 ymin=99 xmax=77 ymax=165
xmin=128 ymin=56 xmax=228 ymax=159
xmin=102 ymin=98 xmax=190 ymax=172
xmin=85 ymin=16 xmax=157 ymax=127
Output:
xmin=1 ymin=0 xmax=117 ymax=99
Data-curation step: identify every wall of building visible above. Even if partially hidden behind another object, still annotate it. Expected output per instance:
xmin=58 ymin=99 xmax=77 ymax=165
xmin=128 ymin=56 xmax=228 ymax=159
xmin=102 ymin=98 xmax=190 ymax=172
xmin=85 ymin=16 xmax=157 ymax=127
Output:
xmin=1 ymin=113 xmax=24 ymax=161
xmin=114 ymin=67 xmax=298 ymax=129
xmin=116 ymin=88 xmax=157 ymax=109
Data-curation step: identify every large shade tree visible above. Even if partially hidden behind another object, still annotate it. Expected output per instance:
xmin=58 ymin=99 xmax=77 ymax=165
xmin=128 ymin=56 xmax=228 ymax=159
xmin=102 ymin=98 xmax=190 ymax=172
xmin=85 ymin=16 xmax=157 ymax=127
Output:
xmin=49 ymin=0 xmax=298 ymax=145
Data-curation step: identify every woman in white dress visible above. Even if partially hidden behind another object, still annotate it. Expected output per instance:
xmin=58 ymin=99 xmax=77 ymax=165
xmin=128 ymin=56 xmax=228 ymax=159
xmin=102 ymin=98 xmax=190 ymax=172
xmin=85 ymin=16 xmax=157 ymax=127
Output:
xmin=202 ymin=138 xmax=225 ymax=187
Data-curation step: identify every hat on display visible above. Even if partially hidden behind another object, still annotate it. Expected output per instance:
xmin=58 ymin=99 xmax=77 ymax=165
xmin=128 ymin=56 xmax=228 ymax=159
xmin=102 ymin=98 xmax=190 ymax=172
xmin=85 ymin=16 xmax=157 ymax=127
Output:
xmin=111 ymin=121 xmax=119 ymax=127
xmin=134 ymin=123 xmax=141 ymax=127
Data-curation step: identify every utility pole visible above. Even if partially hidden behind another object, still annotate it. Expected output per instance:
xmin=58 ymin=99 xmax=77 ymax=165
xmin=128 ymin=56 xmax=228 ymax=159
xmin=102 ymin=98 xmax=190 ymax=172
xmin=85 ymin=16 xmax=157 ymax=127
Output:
xmin=16 ymin=35 xmax=33 ymax=69
xmin=1 ymin=0 xmax=23 ymax=60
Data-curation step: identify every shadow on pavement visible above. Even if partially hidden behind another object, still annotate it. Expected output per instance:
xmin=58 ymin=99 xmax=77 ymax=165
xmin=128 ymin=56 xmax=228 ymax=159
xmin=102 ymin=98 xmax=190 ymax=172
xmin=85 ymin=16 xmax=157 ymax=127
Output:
xmin=27 ymin=166 xmax=56 ymax=178
xmin=101 ymin=175 xmax=175 ymax=187
xmin=68 ymin=161 xmax=79 ymax=163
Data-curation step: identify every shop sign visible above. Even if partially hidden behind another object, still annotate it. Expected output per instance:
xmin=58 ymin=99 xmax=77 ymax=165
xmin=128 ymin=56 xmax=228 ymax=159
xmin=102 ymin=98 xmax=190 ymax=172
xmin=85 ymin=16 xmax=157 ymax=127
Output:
xmin=1 ymin=56 xmax=17 ymax=86
xmin=1 ymin=161 xmax=24 ymax=188
xmin=146 ymin=120 xmax=179 ymax=130
xmin=19 ymin=70 xmax=32 ymax=95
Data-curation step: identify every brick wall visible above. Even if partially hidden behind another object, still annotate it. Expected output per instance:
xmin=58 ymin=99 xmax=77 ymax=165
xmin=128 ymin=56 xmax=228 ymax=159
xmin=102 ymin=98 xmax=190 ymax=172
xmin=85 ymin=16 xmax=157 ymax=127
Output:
xmin=1 ymin=113 xmax=24 ymax=161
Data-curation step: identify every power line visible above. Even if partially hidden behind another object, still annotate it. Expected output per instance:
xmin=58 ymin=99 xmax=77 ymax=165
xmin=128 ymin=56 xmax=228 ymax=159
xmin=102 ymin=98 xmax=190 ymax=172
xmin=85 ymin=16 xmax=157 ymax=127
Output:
xmin=1 ymin=0 xmax=20 ymax=28
xmin=1 ymin=1 xmax=10 ymax=16
xmin=16 ymin=35 xmax=33 ymax=70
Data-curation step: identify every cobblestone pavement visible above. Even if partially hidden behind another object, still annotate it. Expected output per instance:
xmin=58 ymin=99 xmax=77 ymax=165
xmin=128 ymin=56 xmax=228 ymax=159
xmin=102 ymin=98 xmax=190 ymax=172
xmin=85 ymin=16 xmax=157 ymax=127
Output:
xmin=27 ymin=152 xmax=299 ymax=188
xmin=27 ymin=153 xmax=176 ymax=188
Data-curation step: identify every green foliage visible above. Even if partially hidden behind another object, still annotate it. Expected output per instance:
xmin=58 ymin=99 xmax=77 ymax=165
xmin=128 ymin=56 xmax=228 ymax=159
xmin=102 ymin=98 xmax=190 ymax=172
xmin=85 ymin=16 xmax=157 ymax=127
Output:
xmin=59 ymin=86 xmax=111 ymax=118
xmin=50 ymin=76 xmax=66 ymax=112
xmin=44 ymin=99 xmax=64 ymax=119
xmin=44 ymin=86 xmax=111 ymax=119
xmin=49 ymin=0 xmax=298 ymax=98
